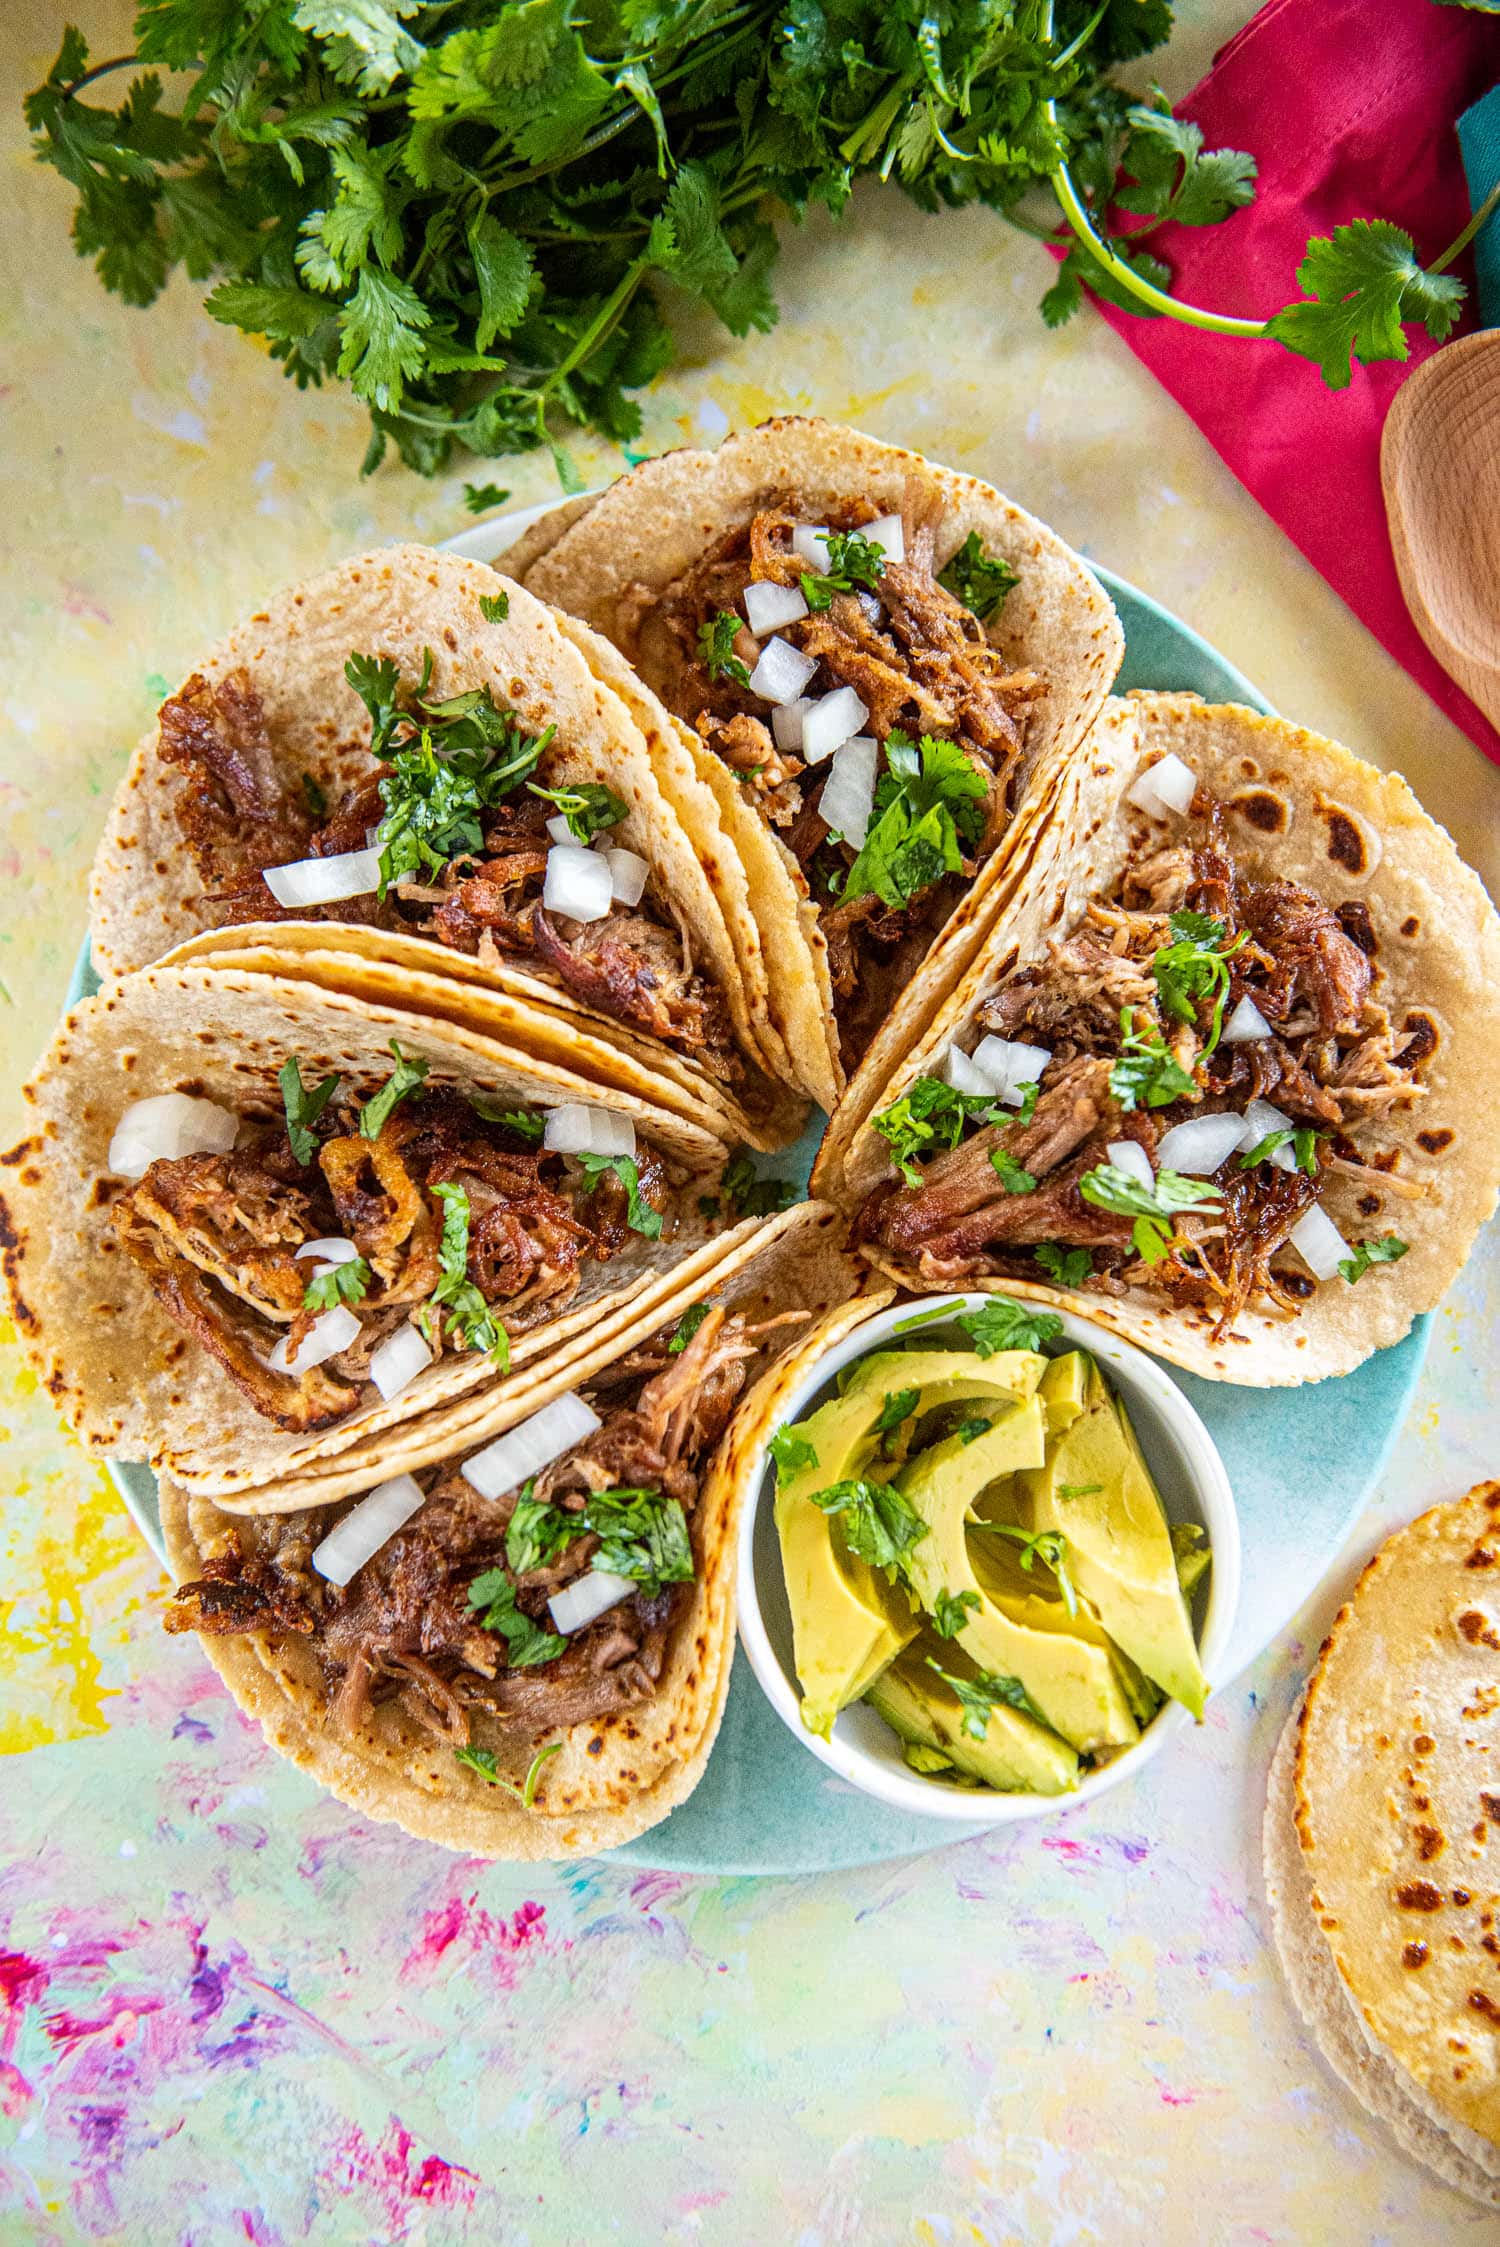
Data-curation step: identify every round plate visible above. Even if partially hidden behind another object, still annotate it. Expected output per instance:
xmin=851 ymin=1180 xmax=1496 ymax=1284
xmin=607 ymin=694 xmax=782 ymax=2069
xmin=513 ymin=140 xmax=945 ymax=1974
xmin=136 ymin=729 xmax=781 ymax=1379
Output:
xmin=84 ymin=536 xmax=1428 ymax=1875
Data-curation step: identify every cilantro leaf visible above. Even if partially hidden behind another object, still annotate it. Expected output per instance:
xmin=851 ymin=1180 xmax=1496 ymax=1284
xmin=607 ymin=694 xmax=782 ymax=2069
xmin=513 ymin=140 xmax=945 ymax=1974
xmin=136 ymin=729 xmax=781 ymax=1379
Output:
xmin=1012 ymin=1080 xmax=1040 ymax=1128
xmin=1268 ymin=220 xmax=1465 ymax=390
xmin=478 ymin=591 xmax=509 ymax=623
xmin=528 ymin=780 xmax=627 ymax=843
xmin=302 ymin=1254 xmax=372 ymax=1311
xmin=957 ymin=1298 xmax=1063 ymax=1356
xmin=300 ymin=771 xmax=328 ymax=818
xmin=581 ymin=1485 xmax=694 ymax=1595
xmin=1034 ymin=1243 xmax=1093 ymax=1289
xmin=769 ymin=1426 xmax=818 ymax=1478
xmin=872 ymin=1074 xmax=1008 ymax=1187
xmin=1078 ymin=1161 xmax=1222 ymax=1265
xmin=1239 ymin=1126 xmax=1322 ymax=1177
xmin=420 ymin=1182 xmax=510 ymax=1364
xmin=279 ymin=1056 xmax=341 ymax=1165
xmin=573 ymin=1152 xmax=663 ymax=1239
xmin=466 ymin=1568 xmax=565 ymax=1667
xmin=924 ymin=1657 xmax=1047 ymax=1740
xmin=359 ymin=1039 xmax=428 ymax=1137
xmin=455 ymin=1739 xmax=561 ymax=1806
xmin=990 ymin=1149 xmax=1036 ymax=1196
xmin=807 ymin=1477 xmax=928 ymax=1577
xmin=1109 ymin=1009 xmax=1196 ymax=1112
xmin=667 ymin=1303 xmax=710 ymax=1355
xmin=1115 ymin=107 xmax=1257 ymax=230
xmin=1152 ymin=913 xmax=1245 ymax=1057
xmin=955 ymin=1417 xmax=993 ymax=1445
xmin=464 ymin=483 xmax=511 ymax=515
xmin=1338 ymin=1233 xmax=1409 ymax=1285
xmin=875 ymin=1386 xmax=920 ymax=1436
xmin=801 ymin=528 xmax=887 ymax=610
xmin=468 ymin=1096 xmax=544 ymax=1140
xmin=697 ymin=610 xmax=751 ymax=688
xmin=504 ymin=1482 xmax=582 ymax=1577
xmin=937 ymin=533 xmax=1020 ymax=621
xmin=931 ymin=1587 xmax=981 ymax=1639
xmin=715 ymin=1151 xmax=798 ymax=1220
xmin=842 ymin=733 xmax=988 ymax=912
xmin=363 ymin=662 xmax=551 ymax=893
xmin=975 ymin=1524 xmax=1078 ymax=1616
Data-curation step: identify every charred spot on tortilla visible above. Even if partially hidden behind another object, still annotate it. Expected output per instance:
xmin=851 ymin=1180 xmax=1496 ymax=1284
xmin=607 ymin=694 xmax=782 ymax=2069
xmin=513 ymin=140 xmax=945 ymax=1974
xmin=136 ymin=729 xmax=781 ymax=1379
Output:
xmin=1233 ymin=789 xmax=1290 ymax=833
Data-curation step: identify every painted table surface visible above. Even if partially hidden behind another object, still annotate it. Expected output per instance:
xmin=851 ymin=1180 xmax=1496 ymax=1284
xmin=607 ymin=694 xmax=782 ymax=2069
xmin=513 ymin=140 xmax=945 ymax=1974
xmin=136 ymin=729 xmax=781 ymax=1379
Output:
xmin=3 ymin=0 xmax=1498 ymax=2237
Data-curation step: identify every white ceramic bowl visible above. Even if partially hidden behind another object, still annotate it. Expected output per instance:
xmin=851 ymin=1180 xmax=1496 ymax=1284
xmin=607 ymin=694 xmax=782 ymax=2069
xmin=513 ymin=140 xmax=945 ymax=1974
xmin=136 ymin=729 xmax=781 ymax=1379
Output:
xmin=736 ymin=1293 xmax=1240 ymax=1828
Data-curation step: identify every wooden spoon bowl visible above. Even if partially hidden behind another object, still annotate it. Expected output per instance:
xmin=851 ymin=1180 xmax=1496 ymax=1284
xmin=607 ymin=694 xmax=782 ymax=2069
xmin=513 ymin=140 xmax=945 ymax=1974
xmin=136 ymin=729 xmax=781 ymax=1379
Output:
xmin=1382 ymin=329 xmax=1500 ymax=733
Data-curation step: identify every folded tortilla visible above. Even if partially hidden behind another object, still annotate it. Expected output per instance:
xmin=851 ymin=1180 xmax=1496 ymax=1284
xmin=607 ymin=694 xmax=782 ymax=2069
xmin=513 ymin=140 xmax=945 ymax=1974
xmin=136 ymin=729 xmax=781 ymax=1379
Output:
xmin=1 ymin=963 xmax=756 ymax=1500
xmin=833 ymin=692 xmax=1500 ymax=1383
xmin=159 ymin=1202 xmax=861 ymax=1858
xmin=514 ymin=418 xmax=1123 ymax=1111
xmin=88 ymin=544 xmax=799 ymax=1146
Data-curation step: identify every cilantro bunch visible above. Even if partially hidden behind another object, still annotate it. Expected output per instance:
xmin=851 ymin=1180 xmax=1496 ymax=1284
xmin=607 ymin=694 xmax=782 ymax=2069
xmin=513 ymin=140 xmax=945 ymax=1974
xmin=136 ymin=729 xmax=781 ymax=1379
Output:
xmin=27 ymin=4 xmax=1491 ymax=482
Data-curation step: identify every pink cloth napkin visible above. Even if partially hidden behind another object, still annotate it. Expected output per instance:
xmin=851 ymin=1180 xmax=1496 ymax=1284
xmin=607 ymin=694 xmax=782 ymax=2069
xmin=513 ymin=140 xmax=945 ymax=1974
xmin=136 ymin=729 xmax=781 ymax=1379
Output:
xmin=1082 ymin=0 xmax=1500 ymax=767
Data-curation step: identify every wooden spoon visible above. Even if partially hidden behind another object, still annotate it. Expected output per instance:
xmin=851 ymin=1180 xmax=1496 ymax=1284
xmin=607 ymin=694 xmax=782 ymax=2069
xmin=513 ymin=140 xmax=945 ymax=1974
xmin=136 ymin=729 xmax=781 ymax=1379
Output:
xmin=1382 ymin=328 xmax=1500 ymax=732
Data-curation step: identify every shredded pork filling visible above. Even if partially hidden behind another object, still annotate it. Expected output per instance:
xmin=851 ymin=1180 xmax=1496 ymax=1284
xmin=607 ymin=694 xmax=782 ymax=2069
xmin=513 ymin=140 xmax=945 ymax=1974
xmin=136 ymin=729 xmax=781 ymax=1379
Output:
xmin=623 ymin=492 xmax=1047 ymax=1066
xmin=158 ymin=675 xmax=739 ymax=1080
xmin=855 ymin=794 xmax=1428 ymax=1336
xmin=113 ymin=1089 xmax=673 ymax=1433
xmin=164 ymin=1305 xmax=798 ymax=1744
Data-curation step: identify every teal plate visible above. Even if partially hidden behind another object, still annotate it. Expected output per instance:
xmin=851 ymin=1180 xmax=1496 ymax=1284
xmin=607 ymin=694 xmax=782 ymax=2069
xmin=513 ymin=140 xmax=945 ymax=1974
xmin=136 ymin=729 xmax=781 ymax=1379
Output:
xmin=80 ymin=556 xmax=1428 ymax=1875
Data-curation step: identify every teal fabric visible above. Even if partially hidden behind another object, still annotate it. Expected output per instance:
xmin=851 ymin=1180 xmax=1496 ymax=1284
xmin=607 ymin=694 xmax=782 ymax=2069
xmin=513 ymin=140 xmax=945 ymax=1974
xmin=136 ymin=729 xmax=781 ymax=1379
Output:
xmin=1458 ymin=82 xmax=1500 ymax=328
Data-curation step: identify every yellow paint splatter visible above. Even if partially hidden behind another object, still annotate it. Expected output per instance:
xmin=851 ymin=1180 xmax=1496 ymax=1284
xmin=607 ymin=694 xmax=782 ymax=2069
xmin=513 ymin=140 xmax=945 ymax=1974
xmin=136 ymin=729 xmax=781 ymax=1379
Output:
xmin=0 ymin=1459 xmax=145 ymax=1752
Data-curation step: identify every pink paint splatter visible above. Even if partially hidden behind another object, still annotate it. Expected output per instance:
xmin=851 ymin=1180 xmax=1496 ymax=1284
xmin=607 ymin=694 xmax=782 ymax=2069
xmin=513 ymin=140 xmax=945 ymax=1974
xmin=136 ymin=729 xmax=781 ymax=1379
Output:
xmin=319 ymin=2120 xmax=477 ymax=2238
xmin=1159 ymin=2087 xmax=1198 ymax=2107
xmin=628 ymin=1871 xmax=688 ymax=1913
xmin=44 ymin=1993 xmax=163 ymax=2049
xmin=1042 ymin=1836 xmax=1100 ymax=1866
xmin=59 ymin=582 xmax=112 ymax=626
xmin=400 ymin=1892 xmax=547 ymax=1987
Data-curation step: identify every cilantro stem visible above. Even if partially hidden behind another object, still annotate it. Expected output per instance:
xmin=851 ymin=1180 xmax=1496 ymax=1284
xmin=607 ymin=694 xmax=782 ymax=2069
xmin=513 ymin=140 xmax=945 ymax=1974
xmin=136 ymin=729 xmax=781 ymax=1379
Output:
xmin=1049 ymin=0 xmax=1111 ymax=75
xmin=1429 ymin=179 xmax=1500 ymax=276
xmin=60 ymin=52 xmax=138 ymax=98
xmin=1047 ymin=148 xmax=1268 ymax=339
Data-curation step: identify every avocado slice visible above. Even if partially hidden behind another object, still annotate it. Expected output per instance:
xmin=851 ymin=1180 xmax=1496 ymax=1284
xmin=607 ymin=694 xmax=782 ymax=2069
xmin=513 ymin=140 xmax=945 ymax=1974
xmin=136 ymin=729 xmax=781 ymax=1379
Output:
xmin=894 ymin=1404 xmax=1139 ymax=1754
xmin=843 ymin=1348 xmax=1046 ymax=1403
xmin=867 ymin=1647 xmax=1078 ymax=1795
xmin=1040 ymin=1349 xmax=1092 ymax=1435
xmin=971 ymin=1540 xmax=1165 ymax=1727
xmin=1020 ymin=1358 xmax=1210 ymax=1719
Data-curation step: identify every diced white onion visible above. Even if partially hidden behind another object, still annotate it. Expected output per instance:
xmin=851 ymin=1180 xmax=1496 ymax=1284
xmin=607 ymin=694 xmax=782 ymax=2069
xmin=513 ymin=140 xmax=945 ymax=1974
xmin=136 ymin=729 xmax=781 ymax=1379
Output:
xmin=771 ymin=698 xmax=811 ymax=753
xmin=1239 ymin=1097 xmax=1297 ymax=1172
xmin=971 ymin=1036 xmax=1053 ymax=1107
xmin=543 ymin=843 xmax=613 ymax=924
xmin=1289 ymin=1201 xmax=1347 ymax=1283
xmin=800 ymin=686 xmax=870 ymax=767
xmin=268 ymin=1303 xmax=361 ymax=1375
xmin=295 ymin=1236 xmax=360 ymax=1269
xmin=818 ymin=733 xmax=879 ymax=848
xmin=312 ymin=1474 xmax=426 ymax=1588
xmin=368 ymin=1320 xmax=434 ymax=1404
xmin=263 ymin=847 xmax=383 ymax=909
xmin=545 ymin=814 xmax=575 ymax=846
xmin=856 ymin=590 xmax=882 ymax=625
xmin=1155 ymin=1112 xmax=1247 ymax=1177
xmin=943 ymin=1045 xmax=994 ymax=1097
xmin=603 ymin=846 xmax=648 ymax=908
xmin=743 ymin=579 xmax=808 ymax=636
xmin=543 ymin=1102 xmax=636 ymax=1158
xmin=1107 ymin=1139 xmax=1156 ymax=1193
xmin=1126 ymin=753 xmax=1198 ymax=820
xmin=107 ymin=1092 xmax=239 ymax=1179
xmin=863 ymin=511 xmax=906 ymax=564
xmin=792 ymin=525 xmax=831 ymax=572
xmin=748 ymin=636 xmax=818 ymax=706
xmin=461 ymin=1391 xmax=603 ymax=1502
xmin=548 ymin=1567 xmax=636 ymax=1636
xmin=1223 ymin=994 xmax=1273 ymax=1043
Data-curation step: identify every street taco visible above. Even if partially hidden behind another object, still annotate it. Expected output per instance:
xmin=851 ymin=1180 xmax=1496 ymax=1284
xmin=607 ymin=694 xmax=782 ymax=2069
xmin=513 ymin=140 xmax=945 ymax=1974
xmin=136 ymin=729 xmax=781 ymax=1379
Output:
xmin=518 ymin=418 xmax=1123 ymax=1106
xmin=158 ymin=1204 xmax=860 ymax=1858
xmin=89 ymin=545 xmax=799 ymax=1144
xmin=1 ymin=964 xmax=756 ymax=1500
xmin=838 ymin=693 xmax=1500 ymax=1383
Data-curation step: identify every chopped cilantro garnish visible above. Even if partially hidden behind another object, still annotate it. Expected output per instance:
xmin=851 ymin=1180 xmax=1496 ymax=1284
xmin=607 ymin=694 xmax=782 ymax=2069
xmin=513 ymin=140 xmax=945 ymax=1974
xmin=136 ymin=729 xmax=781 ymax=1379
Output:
xmin=1012 ymin=1080 xmax=1041 ymax=1128
xmin=467 ymin=1570 xmax=565 ymax=1667
xmin=302 ymin=1255 xmax=371 ymax=1312
xmin=957 ymin=1297 xmax=1063 ymax=1356
xmin=807 ymin=1477 xmax=928 ymax=1577
xmin=769 ymin=1426 xmax=819 ymax=1477
xmin=300 ymin=771 xmax=327 ymax=818
xmin=278 ymin=1055 xmax=341 ymax=1166
xmin=528 ymin=780 xmax=627 ymax=844
xmin=504 ymin=1483 xmax=582 ymax=1577
xmin=478 ymin=591 xmax=510 ymax=622
xmin=1338 ymin=1233 xmax=1409 ymax=1285
xmin=418 ymin=1183 xmax=510 ymax=1365
xmin=875 ymin=1387 xmax=920 ymax=1436
xmin=872 ymin=1074 xmax=1008 ymax=1187
xmin=573 ymin=1152 xmax=663 ymax=1239
xmin=924 ymin=1656 xmax=1046 ymax=1739
xmin=667 ymin=1302 xmax=710 ymax=1355
xmin=841 ymin=732 xmax=988 ymax=912
xmin=890 ymin=1303 xmax=957 ymax=1336
xmin=455 ymin=1740 xmax=561 ymax=1807
xmin=1058 ymin=1482 xmax=1103 ymax=1498
xmin=931 ymin=1587 xmax=981 ymax=1639
xmin=716 ymin=1150 xmax=798 ymax=1219
xmin=937 ymin=533 xmax=1020 ymax=622
xmin=1109 ymin=1009 xmax=1197 ymax=1112
xmin=955 ymin=1417 xmax=993 ymax=1445
xmin=975 ymin=1524 xmax=1078 ymax=1615
xmin=1078 ymin=1161 xmax=1222 ymax=1265
xmin=359 ymin=1039 xmax=428 ymax=1139
xmin=698 ymin=610 xmax=751 ymax=689
xmin=1034 ymin=1243 xmax=1092 ymax=1289
xmin=469 ymin=1096 xmax=544 ymax=1140
xmin=990 ymin=1149 xmax=1036 ymax=1196
xmin=800 ymin=528 xmax=887 ymax=610
xmin=1151 ymin=913 xmax=1246 ymax=1059
xmin=463 ymin=485 xmax=511 ymax=516
xmin=1239 ymin=1126 xmax=1322 ymax=1177
xmin=582 ymin=1486 xmax=694 ymax=1596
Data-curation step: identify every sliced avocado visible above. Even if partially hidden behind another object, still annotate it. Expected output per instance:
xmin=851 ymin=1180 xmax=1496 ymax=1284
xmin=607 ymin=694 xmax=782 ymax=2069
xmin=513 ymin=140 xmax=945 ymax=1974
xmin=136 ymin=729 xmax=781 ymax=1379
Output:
xmin=776 ymin=1483 xmax=916 ymax=1739
xmin=894 ymin=1404 xmax=1138 ymax=1754
xmin=1172 ymin=1520 xmax=1212 ymax=1601
xmin=1040 ymin=1349 xmax=1092 ymax=1435
xmin=1109 ymin=1637 xmax=1166 ymax=1728
xmin=1020 ymin=1359 xmax=1210 ymax=1719
xmin=843 ymin=1348 xmax=1046 ymax=1402
xmin=868 ymin=1647 xmax=1078 ymax=1795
